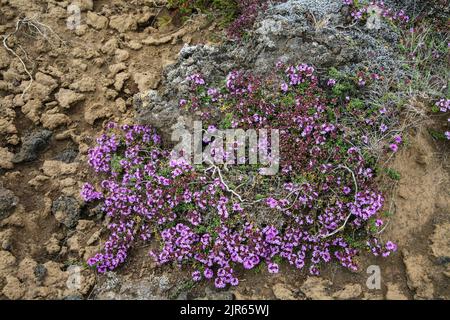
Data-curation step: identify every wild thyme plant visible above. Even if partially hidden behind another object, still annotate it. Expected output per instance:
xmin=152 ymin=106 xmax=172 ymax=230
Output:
xmin=82 ymin=63 xmax=398 ymax=288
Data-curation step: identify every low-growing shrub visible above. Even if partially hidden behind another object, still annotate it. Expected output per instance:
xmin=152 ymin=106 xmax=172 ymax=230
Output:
xmin=82 ymin=62 xmax=399 ymax=287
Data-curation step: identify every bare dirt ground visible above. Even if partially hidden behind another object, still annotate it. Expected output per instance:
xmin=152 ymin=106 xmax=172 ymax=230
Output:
xmin=0 ymin=0 xmax=449 ymax=300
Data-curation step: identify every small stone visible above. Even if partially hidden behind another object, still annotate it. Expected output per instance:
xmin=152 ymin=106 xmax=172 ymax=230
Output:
xmin=0 ymin=147 xmax=14 ymax=169
xmin=84 ymin=103 xmax=112 ymax=125
xmin=109 ymin=15 xmax=138 ymax=33
xmin=12 ymin=130 xmax=52 ymax=163
xmin=55 ymin=88 xmax=85 ymax=109
xmin=115 ymin=49 xmax=129 ymax=62
xmin=41 ymin=109 xmax=71 ymax=130
xmin=72 ymin=0 xmax=93 ymax=11
xmin=34 ymin=264 xmax=48 ymax=282
xmin=133 ymin=72 xmax=160 ymax=91
xmin=0 ymin=186 xmax=18 ymax=220
xmin=86 ymin=11 xmax=109 ymax=30
xmin=51 ymin=196 xmax=80 ymax=228
xmin=272 ymin=283 xmax=295 ymax=300
xmin=2 ymin=276 xmax=25 ymax=299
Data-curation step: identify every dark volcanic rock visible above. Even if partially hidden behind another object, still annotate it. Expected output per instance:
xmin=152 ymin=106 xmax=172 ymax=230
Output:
xmin=54 ymin=146 xmax=79 ymax=163
xmin=12 ymin=129 xmax=52 ymax=163
xmin=0 ymin=185 xmax=18 ymax=220
xmin=51 ymin=196 xmax=80 ymax=228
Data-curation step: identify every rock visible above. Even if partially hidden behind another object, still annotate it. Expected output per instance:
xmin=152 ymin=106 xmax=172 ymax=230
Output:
xmin=54 ymin=147 xmax=79 ymax=163
xmin=75 ymin=24 xmax=88 ymax=36
xmin=51 ymin=196 xmax=81 ymax=228
xmin=45 ymin=234 xmax=61 ymax=255
xmin=272 ymin=283 xmax=295 ymax=300
xmin=133 ymin=72 xmax=160 ymax=92
xmin=101 ymin=38 xmax=119 ymax=55
xmin=84 ymin=103 xmax=112 ymax=125
xmin=115 ymin=98 xmax=127 ymax=113
xmin=2 ymin=275 xmax=25 ymax=299
xmin=332 ymin=284 xmax=362 ymax=299
xmin=430 ymin=223 xmax=450 ymax=260
xmin=0 ymin=186 xmax=18 ymax=220
xmin=385 ymin=282 xmax=408 ymax=300
xmin=21 ymin=99 xmax=42 ymax=124
xmin=0 ymin=228 xmax=13 ymax=250
xmin=86 ymin=11 xmax=109 ymax=30
xmin=142 ymin=35 xmax=173 ymax=46
xmin=87 ymin=230 xmax=101 ymax=246
xmin=41 ymin=109 xmax=71 ymax=130
xmin=0 ymin=147 xmax=14 ymax=169
xmin=108 ymin=63 xmax=127 ymax=77
xmin=12 ymin=130 xmax=52 ymax=163
xmin=403 ymin=251 xmax=435 ymax=299
xmin=109 ymin=15 xmax=138 ymax=33
xmin=67 ymin=234 xmax=81 ymax=252
xmin=55 ymin=88 xmax=85 ymax=109
xmin=34 ymin=264 xmax=48 ymax=283
xmin=114 ymin=72 xmax=130 ymax=91
xmin=126 ymin=40 xmax=142 ymax=50
xmin=72 ymin=0 xmax=93 ymax=11
xmin=300 ymin=277 xmax=333 ymax=300
xmin=42 ymin=160 xmax=78 ymax=177
xmin=69 ymin=76 xmax=97 ymax=92
xmin=76 ymin=220 xmax=95 ymax=232
xmin=17 ymin=257 xmax=38 ymax=282
xmin=0 ymin=250 xmax=16 ymax=277
xmin=115 ymin=49 xmax=129 ymax=62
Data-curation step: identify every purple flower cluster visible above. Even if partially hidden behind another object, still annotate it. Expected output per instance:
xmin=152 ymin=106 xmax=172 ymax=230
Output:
xmin=83 ymin=63 xmax=397 ymax=288
xmin=343 ymin=1 xmax=410 ymax=25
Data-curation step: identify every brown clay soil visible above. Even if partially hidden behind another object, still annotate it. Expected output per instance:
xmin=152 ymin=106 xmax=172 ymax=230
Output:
xmin=0 ymin=0 xmax=449 ymax=300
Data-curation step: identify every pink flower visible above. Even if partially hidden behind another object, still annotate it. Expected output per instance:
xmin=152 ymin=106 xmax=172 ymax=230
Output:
xmin=389 ymin=144 xmax=398 ymax=152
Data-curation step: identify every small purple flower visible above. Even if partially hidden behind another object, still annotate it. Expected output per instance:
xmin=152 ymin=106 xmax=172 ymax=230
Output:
xmin=204 ymin=268 xmax=214 ymax=279
xmin=327 ymin=79 xmax=336 ymax=87
xmin=232 ymin=203 xmax=243 ymax=212
xmin=268 ymin=262 xmax=279 ymax=274
xmin=385 ymin=241 xmax=397 ymax=252
xmin=389 ymin=144 xmax=398 ymax=152
xmin=281 ymin=83 xmax=289 ymax=92
xmin=375 ymin=219 xmax=383 ymax=227
xmin=445 ymin=131 xmax=450 ymax=140
xmin=393 ymin=135 xmax=402 ymax=144
xmin=380 ymin=123 xmax=388 ymax=133
xmin=266 ymin=198 xmax=278 ymax=209
xmin=192 ymin=270 xmax=202 ymax=281
xmin=343 ymin=186 xmax=351 ymax=195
